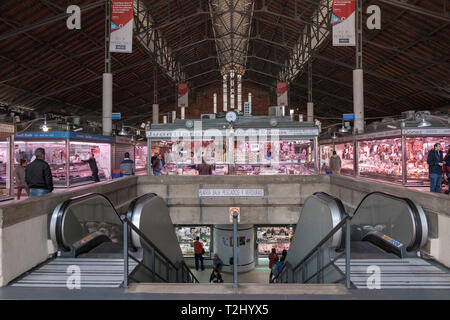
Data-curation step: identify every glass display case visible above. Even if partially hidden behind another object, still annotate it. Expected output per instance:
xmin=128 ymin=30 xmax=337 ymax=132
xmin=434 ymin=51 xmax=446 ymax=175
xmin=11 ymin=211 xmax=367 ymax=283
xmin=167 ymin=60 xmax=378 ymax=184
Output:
xmin=69 ymin=141 xmax=111 ymax=184
xmin=405 ymin=136 xmax=450 ymax=185
xmin=0 ymin=141 xmax=9 ymax=188
xmin=175 ymin=226 xmax=212 ymax=258
xmin=234 ymin=140 xmax=316 ymax=175
xmin=15 ymin=131 xmax=112 ymax=187
xmin=357 ymin=138 xmax=403 ymax=183
xmin=134 ymin=143 xmax=148 ymax=174
xmin=320 ymin=142 xmax=355 ymax=175
xmin=256 ymin=226 xmax=294 ymax=256
xmin=148 ymin=119 xmax=320 ymax=176
xmin=15 ymin=140 xmax=67 ymax=185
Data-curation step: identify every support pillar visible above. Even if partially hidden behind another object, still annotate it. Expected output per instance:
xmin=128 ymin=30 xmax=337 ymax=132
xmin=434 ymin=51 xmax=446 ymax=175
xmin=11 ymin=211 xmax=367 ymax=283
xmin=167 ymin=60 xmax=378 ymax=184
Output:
xmin=307 ymin=102 xmax=314 ymax=122
xmin=181 ymin=107 xmax=185 ymax=119
xmin=152 ymin=104 xmax=159 ymax=124
xmin=172 ymin=111 xmax=176 ymax=123
xmin=102 ymin=73 xmax=113 ymax=136
xmin=354 ymin=0 xmax=364 ymax=134
xmin=353 ymin=70 xmax=364 ymax=134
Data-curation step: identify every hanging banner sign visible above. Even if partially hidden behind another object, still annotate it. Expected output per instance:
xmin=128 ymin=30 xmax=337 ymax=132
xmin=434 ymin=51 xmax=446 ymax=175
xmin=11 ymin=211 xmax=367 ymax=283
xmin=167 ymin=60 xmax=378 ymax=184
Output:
xmin=110 ymin=0 xmax=134 ymax=53
xmin=276 ymin=81 xmax=288 ymax=106
xmin=178 ymin=82 xmax=188 ymax=108
xmin=332 ymin=0 xmax=356 ymax=46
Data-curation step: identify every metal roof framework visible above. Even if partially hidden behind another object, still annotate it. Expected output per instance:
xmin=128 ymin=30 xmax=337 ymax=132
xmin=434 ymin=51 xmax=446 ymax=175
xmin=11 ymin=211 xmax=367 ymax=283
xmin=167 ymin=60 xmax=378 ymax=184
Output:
xmin=0 ymin=0 xmax=448 ymax=126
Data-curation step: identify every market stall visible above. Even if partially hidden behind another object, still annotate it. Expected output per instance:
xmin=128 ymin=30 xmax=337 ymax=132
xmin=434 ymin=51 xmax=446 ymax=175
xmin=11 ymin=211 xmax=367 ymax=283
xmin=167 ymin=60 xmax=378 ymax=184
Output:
xmin=355 ymin=130 xmax=403 ymax=183
xmin=0 ymin=123 xmax=15 ymax=201
xmin=112 ymin=136 xmax=135 ymax=174
xmin=15 ymin=131 xmax=112 ymax=187
xmin=147 ymin=116 xmax=320 ymax=176
xmin=175 ymin=225 xmax=212 ymax=258
xmin=255 ymin=225 xmax=295 ymax=265
xmin=319 ymin=136 xmax=355 ymax=176
xmin=134 ymin=141 xmax=148 ymax=174
xmin=319 ymin=124 xmax=450 ymax=186
xmin=402 ymin=127 xmax=450 ymax=186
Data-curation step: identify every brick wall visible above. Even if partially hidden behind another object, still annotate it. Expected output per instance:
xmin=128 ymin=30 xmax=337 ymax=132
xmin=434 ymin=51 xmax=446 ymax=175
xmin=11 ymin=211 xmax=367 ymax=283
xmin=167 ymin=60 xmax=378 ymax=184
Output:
xmin=160 ymin=81 xmax=277 ymax=121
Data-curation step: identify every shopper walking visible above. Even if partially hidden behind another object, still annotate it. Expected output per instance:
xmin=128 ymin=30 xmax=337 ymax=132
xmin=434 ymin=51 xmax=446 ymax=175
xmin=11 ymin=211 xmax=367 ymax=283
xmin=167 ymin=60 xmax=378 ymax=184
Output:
xmin=196 ymin=158 xmax=212 ymax=175
xmin=152 ymin=153 xmax=164 ymax=176
xmin=82 ymin=151 xmax=100 ymax=182
xmin=209 ymin=268 xmax=224 ymax=283
xmin=120 ymin=152 xmax=135 ymax=176
xmin=268 ymin=248 xmax=279 ymax=283
xmin=25 ymin=148 xmax=53 ymax=198
xmin=330 ymin=151 xmax=342 ymax=175
xmin=193 ymin=236 xmax=205 ymax=271
xmin=280 ymin=249 xmax=288 ymax=264
xmin=444 ymin=148 xmax=450 ymax=195
xmin=15 ymin=159 xmax=29 ymax=200
xmin=213 ymin=253 xmax=224 ymax=272
xmin=427 ymin=143 xmax=444 ymax=193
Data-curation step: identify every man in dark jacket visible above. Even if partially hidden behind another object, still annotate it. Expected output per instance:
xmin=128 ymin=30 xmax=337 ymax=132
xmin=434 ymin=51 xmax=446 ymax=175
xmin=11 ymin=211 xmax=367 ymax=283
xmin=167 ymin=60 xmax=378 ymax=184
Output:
xmin=82 ymin=151 xmax=100 ymax=182
xmin=444 ymin=147 xmax=450 ymax=195
xmin=25 ymin=148 xmax=53 ymax=197
xmin=427 ymin=143 xmax=444 ymax=193
xmin=120 ymin=152 xmax=135 ymax=176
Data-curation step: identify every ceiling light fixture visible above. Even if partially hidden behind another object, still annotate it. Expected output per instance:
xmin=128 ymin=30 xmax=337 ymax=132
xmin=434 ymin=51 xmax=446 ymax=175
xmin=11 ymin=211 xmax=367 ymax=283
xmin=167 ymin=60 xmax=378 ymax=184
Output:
xmin=417 ymin=117 xmax=431 ymax=128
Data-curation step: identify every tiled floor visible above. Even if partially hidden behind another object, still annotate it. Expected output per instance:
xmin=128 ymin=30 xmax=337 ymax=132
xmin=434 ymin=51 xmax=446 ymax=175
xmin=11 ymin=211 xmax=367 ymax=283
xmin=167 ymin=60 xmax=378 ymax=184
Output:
xmin=191 ymin=267 xmax=271 ymax=284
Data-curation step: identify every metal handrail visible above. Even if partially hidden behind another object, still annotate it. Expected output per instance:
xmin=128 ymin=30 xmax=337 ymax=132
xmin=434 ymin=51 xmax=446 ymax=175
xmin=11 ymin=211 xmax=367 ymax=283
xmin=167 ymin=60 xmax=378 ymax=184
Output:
xmin=273 ymin=191 xmax=426 ymax=287
xmin=50 ymin=192 xmax=121 ymax=252
xmin=121 ymin=215 xmax=199 ymax=287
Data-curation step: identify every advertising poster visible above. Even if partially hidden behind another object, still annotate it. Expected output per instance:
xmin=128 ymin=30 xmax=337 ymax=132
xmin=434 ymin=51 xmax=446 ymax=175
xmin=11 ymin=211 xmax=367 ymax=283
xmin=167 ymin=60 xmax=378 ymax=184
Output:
xmin=276 ymin=81 xmax=288 ymax=106
xmin=332 ymin=0 xmax=356 ymax=46
xmin=110 ymin=0 xmax=134 ymax=53
xmin=178 ymin=82 xmax=189 ymax=107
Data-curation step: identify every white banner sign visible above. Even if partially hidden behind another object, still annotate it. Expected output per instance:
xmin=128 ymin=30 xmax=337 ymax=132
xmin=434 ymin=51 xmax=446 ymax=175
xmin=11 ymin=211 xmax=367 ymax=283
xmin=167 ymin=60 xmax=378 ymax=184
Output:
xmin=277 ymin=82 xmax=288 ymax=106
xmin=178 ymin=83 xmax=188 ymax=107
xmin=110 ymin=0 xmax=134 ymax=53
xmin=199 ymin=189 xmax=264 ymax=197
xmin=332 ymin=0 xmax=356 ymax=46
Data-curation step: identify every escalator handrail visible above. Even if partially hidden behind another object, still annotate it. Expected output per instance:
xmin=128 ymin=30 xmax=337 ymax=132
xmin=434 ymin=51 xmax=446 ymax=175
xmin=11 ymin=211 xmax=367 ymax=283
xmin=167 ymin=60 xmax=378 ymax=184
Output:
xmin=121 ymin=214 xmax=199 ymax=283
xmin=50 ymin=192 xmax=121 ymax=252
xmin=273 ymin=193 xmax=349 ymax=282
xmin=351 ymin=191 xmax=424 ymax=251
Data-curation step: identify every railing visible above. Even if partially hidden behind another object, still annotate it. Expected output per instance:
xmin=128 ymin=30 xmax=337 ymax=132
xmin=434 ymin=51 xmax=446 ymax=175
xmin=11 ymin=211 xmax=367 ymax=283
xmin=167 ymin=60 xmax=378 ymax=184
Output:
xmin=121 ymin=215 xmax=199 ymax=287
xmin=273 ymin=213 xmax=352 ymax=288
xmin=50 ymin=192 xmax=122 ymax=254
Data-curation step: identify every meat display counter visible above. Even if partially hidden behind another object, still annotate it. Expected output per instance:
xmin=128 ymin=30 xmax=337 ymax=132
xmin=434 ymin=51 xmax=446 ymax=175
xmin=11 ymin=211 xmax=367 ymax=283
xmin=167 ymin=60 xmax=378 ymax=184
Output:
xmin=319 ymin=138 xmax=355 ymax=176
xmin=320 ymin=126 xmax=450 ymax=186
xmin=147 ymin=117 xmax=320 ymax=176
xmin=15 ymin=131 xmax=112 ymax=187
xmin=0 ymin=123 xmax=15 ymax=200
xmin=134 ymin=142 xmax=148 ymax=174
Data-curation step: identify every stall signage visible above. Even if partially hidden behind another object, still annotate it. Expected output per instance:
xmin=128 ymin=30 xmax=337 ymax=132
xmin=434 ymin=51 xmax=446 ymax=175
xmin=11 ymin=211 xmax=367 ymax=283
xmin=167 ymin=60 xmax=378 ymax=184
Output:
xmin=112 ymin=113 xmax=121 ymax=119
xmin=70 ymin=132 xmax=113 ymax=142
xmin=343 ymin=113 xmax=355 ymax=120
xmin=15 ymin=131 xmax=113 ymax=142
xmin=0 ymin=123 xmax=15 ymax=134
xmin=199 ymin=189 xmax=264 ymax=198
xmin=15 ymin=131 xmax=70 ymax=139
xmin=403 ymin=128 xmax=450 ymax=136
xmin=356 ymin=129 xmax=402 ymax=141
xmin=115 ymin=136 xmax=132 ymax=144
xmin=150 ymin=128 xmax=319 ymax=138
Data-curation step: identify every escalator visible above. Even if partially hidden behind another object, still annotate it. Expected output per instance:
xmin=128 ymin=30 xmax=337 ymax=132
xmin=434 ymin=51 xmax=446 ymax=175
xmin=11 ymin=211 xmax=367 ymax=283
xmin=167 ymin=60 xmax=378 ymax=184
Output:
xmin=276 ymin=192 xmax=450 ymax=289
xmin=10 ymin=192 xmax=198 ymax=288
